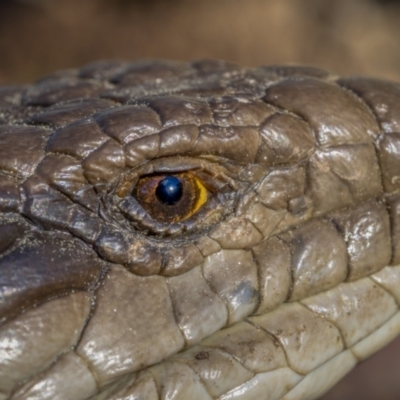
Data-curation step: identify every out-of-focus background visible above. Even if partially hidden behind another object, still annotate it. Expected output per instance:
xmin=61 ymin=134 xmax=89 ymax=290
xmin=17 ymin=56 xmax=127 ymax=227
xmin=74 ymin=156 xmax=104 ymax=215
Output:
xmin=1 ymin=0 xmax=400 ymax=84
xmin=0 ymin=0 xmax=399 ymax=399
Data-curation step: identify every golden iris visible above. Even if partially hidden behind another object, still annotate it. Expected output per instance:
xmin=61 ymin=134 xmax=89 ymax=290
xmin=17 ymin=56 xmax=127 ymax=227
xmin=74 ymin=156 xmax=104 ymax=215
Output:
xmin=134 ymin=171 xmax=208 ymax=223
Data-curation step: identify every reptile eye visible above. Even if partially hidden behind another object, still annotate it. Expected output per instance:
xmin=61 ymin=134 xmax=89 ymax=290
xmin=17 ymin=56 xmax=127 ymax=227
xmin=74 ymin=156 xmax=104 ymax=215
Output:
xmin=134 ymin=171 xmax=208 ymax=223
xmin=113 ymin=157 xmax=238 ymax=235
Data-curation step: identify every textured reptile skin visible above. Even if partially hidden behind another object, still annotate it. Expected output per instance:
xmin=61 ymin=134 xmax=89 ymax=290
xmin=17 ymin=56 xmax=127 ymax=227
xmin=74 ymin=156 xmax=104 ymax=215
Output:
xmin=0 ymin=60 xmax=399 ymax=400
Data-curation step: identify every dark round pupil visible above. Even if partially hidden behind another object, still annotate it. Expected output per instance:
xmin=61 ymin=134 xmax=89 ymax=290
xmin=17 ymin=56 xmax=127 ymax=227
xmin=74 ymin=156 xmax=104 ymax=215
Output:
xmin=155 ymin=176 xmax=183 ymax=205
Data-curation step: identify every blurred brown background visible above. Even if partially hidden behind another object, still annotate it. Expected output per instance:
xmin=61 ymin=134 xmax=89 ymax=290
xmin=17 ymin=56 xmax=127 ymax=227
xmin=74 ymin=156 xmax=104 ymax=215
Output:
xmin=1 ymin=0 xmax=400 ymax=84
xmin=0 ymin=0 xmax=399 ymax=399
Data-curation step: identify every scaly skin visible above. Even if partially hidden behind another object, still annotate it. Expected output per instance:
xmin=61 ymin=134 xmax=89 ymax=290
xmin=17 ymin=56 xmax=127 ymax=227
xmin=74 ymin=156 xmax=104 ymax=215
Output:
xmin=0 ymin=60 xmax=399 ymax=400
